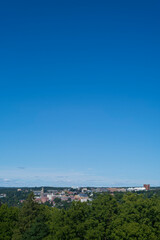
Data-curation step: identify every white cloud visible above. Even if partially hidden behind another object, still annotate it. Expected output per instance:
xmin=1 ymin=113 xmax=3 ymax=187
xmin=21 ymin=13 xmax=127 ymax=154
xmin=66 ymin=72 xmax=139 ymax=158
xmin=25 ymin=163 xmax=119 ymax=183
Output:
xmin=3 ymin=178 xmax=10 ymax=182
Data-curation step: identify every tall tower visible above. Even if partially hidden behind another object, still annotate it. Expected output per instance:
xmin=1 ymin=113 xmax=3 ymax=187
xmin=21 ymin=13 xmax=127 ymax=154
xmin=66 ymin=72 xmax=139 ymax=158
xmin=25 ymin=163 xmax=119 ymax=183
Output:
xmin=41 ymin=187 xmax=44 ymax=198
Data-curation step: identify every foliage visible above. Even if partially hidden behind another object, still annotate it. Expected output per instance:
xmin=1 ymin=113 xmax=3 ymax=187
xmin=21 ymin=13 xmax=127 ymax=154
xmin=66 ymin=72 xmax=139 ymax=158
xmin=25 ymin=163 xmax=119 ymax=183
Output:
xmin=0 ymin=188 xmax=31 ymax=207
xmin=0 ymin=204 xmax=18 ymax=240
xmin=12 ymin=192 xmax=49 ymax=240
xmin=1 ymin=191 xmax=160 ymax=239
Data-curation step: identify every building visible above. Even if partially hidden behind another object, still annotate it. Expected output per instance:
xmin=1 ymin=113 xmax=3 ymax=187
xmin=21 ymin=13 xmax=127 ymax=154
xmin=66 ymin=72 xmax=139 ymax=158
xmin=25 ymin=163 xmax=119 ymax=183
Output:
xmin=144 ymin=184 xmax=150 ymax=191
xmin=41 ymin=196 xmax=48 ymax=203
xmin=127 ymin=187 xmax=146 ymax=192
xmin=82 ymin=188 xmax=88 ymax=193
xmin=74 ymin=193 xmax=89 ymax=202
xmin=108 ymin=188 xmax=126 ymax=193
xmin=0 ymin=194 xmax=6 ymax=198
xmin=33 ymin=191 xmax=41 ymax=196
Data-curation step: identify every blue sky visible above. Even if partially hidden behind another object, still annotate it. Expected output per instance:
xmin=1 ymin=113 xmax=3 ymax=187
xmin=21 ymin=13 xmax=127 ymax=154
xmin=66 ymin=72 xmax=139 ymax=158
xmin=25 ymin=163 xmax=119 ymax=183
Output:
xmin=0 ymin=0 xmax=160 ymax=187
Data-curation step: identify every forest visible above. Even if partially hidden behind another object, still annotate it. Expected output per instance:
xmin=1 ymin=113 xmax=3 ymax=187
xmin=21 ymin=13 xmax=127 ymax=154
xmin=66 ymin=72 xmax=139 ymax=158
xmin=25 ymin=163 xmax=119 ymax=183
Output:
xmin=1 ymin=191 xmax=160 ymax=240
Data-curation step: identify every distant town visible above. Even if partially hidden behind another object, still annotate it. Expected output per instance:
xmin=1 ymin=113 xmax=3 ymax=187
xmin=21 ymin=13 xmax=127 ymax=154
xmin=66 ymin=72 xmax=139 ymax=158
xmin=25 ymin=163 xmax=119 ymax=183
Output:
xmin=33 ymin=184 xmax=151 ymax=205
xmin=0 ymin=184 xmax=151 ymax=207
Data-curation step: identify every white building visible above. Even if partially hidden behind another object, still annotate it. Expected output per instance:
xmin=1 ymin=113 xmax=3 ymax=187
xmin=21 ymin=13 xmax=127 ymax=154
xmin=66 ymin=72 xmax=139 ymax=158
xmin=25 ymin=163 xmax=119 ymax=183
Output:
xmin=127 ymin=187 xmax=146 ymax=192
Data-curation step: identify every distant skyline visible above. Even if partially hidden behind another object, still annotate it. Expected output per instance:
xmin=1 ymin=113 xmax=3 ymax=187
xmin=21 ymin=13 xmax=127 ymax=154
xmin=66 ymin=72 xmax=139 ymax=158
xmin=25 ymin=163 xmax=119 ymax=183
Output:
xmin=0 ymin=0 xmax=160 ymax=187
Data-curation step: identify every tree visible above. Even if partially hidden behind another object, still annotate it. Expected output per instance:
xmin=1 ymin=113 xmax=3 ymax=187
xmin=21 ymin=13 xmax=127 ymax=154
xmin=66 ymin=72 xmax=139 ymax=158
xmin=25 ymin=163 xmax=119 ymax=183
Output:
xmin=108 ymin=193 xmax=160 ymax=240
xmin=0 ymin=204 xmax=18 ymax=240
xmin=12 ymin=192 xmax=49 ymax=240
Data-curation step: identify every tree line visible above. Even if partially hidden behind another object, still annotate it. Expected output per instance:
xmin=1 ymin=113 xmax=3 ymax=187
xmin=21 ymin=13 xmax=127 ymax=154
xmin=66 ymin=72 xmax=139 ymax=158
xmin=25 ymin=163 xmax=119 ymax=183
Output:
xmin=1 ymin=192 xmax=160 ymax=239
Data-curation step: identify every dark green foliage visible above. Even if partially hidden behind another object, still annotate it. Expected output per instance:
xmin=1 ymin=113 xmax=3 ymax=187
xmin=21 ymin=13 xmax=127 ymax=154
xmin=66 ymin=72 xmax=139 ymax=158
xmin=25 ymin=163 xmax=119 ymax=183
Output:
xmin=1 ymin=192 xmax=160 ymax=239
xmin=0 ymin=188 xmax=31 ymax=207
xmin=0 ymin=204 xmax=18 ymax=240
xmin=107 ymin=193 xmax=160 ymax=240
xmin=12 ymin=192 xmax=49 ymax=240
xmin=46 ymin=193 xmax=160 ymax=239
xmin=53 ymin=197 xmax=72 ymax=209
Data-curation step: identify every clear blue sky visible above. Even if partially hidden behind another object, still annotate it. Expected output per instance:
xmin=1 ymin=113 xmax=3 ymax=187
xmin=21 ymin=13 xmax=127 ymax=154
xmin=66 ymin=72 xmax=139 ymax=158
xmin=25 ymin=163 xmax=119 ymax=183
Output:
xmin=0 ymin=0 xmax=160 ymax=187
